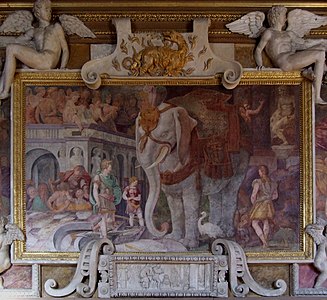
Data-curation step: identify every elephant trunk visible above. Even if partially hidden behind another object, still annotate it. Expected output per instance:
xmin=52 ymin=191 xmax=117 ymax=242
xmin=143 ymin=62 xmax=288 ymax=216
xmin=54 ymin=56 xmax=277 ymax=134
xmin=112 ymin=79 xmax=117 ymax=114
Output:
xmin=144 ymin=166 xmax=167 ymax=238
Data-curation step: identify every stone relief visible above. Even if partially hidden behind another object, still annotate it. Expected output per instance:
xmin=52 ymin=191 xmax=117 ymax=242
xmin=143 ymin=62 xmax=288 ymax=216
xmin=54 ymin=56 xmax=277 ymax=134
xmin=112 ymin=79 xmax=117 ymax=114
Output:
xmin=81 ymin=18 xmax=243 ymax=90
xmin=226 ymin=5 xmax=327 ymax=105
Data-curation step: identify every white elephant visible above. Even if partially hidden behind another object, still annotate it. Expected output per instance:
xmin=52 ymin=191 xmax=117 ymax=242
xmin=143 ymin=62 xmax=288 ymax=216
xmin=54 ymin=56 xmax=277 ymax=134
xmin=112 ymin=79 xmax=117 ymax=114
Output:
xmin=135 ymin=96 xmax=249 ymax=249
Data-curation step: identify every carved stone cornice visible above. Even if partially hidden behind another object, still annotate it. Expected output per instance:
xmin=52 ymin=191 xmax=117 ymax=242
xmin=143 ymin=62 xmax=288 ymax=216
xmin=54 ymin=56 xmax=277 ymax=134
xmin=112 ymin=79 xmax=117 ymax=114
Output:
xmin=0 ymin=5 xmax=326 ymax=43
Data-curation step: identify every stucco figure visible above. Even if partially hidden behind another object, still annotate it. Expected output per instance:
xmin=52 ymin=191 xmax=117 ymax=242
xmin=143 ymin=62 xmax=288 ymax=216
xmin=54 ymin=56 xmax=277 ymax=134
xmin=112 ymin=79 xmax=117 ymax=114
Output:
xmin=306 ymin=220 xmax=327 ymax=287
xmin=0 ymin=216 xmax=24 ymax=287
xmin=226 ymin=5 xmax=327 ymax=105
xmin=0 ymin=0 xmax=96 ymax=101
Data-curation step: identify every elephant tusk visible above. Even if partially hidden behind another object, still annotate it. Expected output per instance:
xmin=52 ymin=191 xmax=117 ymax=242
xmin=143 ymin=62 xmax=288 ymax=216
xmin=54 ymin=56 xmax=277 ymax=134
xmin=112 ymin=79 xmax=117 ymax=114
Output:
xmin=146 ymin=145 xmax=170 ymax=169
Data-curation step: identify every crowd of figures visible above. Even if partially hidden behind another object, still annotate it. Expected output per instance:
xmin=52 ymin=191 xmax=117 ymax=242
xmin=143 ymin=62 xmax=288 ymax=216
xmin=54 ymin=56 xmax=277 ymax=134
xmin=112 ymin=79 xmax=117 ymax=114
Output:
xmin=26 ymin=86 xmax=141 ymax=136
xmin=26 ymin=160 xmax=144 ymax=238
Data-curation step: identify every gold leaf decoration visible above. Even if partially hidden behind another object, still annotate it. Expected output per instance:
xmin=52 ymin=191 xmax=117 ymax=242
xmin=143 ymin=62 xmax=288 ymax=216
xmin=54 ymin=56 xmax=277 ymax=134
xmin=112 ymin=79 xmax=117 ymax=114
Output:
xmin=128 ymin=34 xmax=141 ymax=45
xmin=204 ymin=57 xmax=213 ymax=71
xmin=147 ymin=39 xmax=154 ymax=47
xmin=188 ymin=35 xmax=197 ymax=50
xmin=120 ymin=39 xmax=128 ymax=54
xmin=183 ymin=67 xmax=195 ymax=76
xmin=198 ymin=45 xmax=207 ymax=58
xmin=112 ymin=57 xmax=121 ymax=71
xmin=186 ymin=53 xmax=195 ymax=63
xmin=121 ymin=31 xmax=191 ymax=77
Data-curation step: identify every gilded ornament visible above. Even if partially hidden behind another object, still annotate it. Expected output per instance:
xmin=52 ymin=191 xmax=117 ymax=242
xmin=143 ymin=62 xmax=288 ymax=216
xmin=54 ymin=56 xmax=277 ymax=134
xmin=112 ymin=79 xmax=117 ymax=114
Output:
xmin=204 ymin=57 xmax=213 ymax=71
xmin=122 ymin=31 xmax=194 ymax=77
xmin=198 ymin=45 xmax=207 ymax=58
xmin=120 ymin=38 xmax=128 ymax=54
xmin=112 ymin=57 xmax=121 ymax=71
xmin=188 ymin=35 xmax=197 ymax=50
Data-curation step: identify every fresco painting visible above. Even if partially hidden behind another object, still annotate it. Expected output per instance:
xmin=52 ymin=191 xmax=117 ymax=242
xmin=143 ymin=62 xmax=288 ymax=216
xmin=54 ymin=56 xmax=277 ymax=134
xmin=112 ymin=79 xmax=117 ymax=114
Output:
xmin=10 ymin=73 xmax=311 ymax=262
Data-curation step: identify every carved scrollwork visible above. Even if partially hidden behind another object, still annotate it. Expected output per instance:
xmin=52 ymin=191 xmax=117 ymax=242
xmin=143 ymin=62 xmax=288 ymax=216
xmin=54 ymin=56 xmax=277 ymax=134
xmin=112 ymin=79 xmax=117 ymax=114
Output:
xmin=221 ymin=62 xmax=243 ymax=90
xmin=211 ymin=239 xmax=287 ymax=297
xmin=44 ymin=238 xmax=115 ymax=298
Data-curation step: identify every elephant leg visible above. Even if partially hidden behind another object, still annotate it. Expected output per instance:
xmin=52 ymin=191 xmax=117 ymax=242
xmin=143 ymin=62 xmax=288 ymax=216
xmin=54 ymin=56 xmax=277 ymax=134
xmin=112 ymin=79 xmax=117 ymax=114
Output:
xmin=181 ymin=188 xmax=201 ymax=249
xmin=208 ymin=193 xmax=223 ymax=226
xmin=216 ymin=148 xmax=249 ymax=237
xmin=220 ymin=174 xmax=246 ymax=237
xmin=165 ymin=194 xmax=185 ymax=241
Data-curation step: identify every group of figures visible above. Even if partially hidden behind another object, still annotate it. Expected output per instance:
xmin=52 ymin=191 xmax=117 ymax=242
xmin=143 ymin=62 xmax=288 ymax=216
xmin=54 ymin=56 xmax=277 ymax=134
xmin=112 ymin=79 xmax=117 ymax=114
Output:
xmin=22 ymin=83 xmax=299 ymax=253
xmin=26 ymin=160 xmax=145 ymax=239
xmin=26 ymin=85 xmax=141 ymax=136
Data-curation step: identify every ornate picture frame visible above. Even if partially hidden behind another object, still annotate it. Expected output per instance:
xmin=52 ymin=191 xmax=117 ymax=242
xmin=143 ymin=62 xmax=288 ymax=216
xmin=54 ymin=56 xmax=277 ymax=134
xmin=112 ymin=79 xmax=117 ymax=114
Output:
xmin=11 ymin=70 xmax=313 ymax=263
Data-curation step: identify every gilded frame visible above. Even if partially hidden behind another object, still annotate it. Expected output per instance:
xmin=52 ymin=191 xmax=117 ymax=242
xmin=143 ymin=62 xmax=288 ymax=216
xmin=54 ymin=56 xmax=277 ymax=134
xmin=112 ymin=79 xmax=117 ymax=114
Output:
xmin=12 ymin=70 xmax=313 ymax=263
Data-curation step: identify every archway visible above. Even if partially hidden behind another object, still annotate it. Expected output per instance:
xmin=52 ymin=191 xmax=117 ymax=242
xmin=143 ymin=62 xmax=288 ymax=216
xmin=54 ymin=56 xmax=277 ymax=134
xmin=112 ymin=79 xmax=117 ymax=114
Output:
xmin=26 ymin=149 xmax=59 ymax=187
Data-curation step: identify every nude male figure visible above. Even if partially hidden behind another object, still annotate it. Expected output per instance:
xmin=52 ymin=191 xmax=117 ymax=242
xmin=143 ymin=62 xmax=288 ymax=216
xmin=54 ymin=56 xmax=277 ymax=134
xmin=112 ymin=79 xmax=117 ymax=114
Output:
xmin=0 ymin=0 xmax=69 ymax=100
xmin=254 ymin=6 xmax=327 ymax=104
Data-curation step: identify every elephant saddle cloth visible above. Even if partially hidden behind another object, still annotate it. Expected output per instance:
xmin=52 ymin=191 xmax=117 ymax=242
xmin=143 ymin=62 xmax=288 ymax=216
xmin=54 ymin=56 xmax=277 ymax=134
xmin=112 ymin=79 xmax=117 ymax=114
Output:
xmin=167 ymin=88 xmax=240 ymax=180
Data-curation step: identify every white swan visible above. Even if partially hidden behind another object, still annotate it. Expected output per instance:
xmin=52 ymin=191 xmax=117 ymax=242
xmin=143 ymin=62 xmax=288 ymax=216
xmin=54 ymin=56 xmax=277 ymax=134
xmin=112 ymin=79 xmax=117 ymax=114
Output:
xmin=197 ymin=211 xmax=224 ymax=239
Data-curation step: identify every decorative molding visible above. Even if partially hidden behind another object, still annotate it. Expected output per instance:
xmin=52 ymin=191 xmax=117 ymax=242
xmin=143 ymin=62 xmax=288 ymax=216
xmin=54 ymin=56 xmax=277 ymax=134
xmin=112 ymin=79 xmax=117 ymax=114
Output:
xmin=81 ymin=18 xmax=242 ymax=91
xmin=292 ymin=264 xmax=327 ymax=296
xmin=45 ymin=238 xmax=287 ymax=298
xmin=0 ymin=264 xmax=40 ymax=298
xmin=1 ymin=1 xmax=327 ymax=10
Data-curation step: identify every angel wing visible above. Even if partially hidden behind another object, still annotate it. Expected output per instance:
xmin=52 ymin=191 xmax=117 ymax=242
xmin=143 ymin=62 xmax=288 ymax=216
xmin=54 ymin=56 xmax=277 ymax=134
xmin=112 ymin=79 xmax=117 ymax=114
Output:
xmin=226 ymin=11 xmax=266 ymax=38
xmin=287 ymin=9 xmax=327 ymax=38
xmin=305 ymin=223 xmax=327 ymax=246
xmin=0 ymin=10 xmax=34 ymax=34
xmin=3 ymin=223 xmax=24 ymax=246
xmin=59 ymin=14 xmax=96 ymax=38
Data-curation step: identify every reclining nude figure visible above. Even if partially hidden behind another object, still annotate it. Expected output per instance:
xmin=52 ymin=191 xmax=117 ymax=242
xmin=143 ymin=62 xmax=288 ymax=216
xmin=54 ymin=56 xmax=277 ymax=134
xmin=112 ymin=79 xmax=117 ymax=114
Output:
xmin=0 ymin=0 xmax=68 ymax=100
xmin=227 ymin=5 xmax=327 ymax=105
xmin=0 ymin=0 xmax=95 ymax=101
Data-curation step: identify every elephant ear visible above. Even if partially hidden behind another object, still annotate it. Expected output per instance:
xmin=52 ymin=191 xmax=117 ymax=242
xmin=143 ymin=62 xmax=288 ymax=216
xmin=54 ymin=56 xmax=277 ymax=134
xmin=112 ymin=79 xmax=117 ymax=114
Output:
xmin=174 ymin=107 xmax=197 ymax=166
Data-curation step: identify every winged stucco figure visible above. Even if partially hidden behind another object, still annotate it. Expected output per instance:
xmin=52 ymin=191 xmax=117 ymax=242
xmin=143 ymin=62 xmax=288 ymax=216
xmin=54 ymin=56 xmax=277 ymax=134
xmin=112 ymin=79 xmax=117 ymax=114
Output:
xmin=226 ymin=5 xmax=327 ymax=105
xmin=0 ymin=0 xmax=96 ymax=101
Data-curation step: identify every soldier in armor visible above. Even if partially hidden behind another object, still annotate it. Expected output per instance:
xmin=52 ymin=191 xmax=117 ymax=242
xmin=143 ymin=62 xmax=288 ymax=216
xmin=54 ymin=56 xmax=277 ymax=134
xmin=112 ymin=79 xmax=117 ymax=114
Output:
xmin=90 ymin=159 xmax=122 ymax=238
